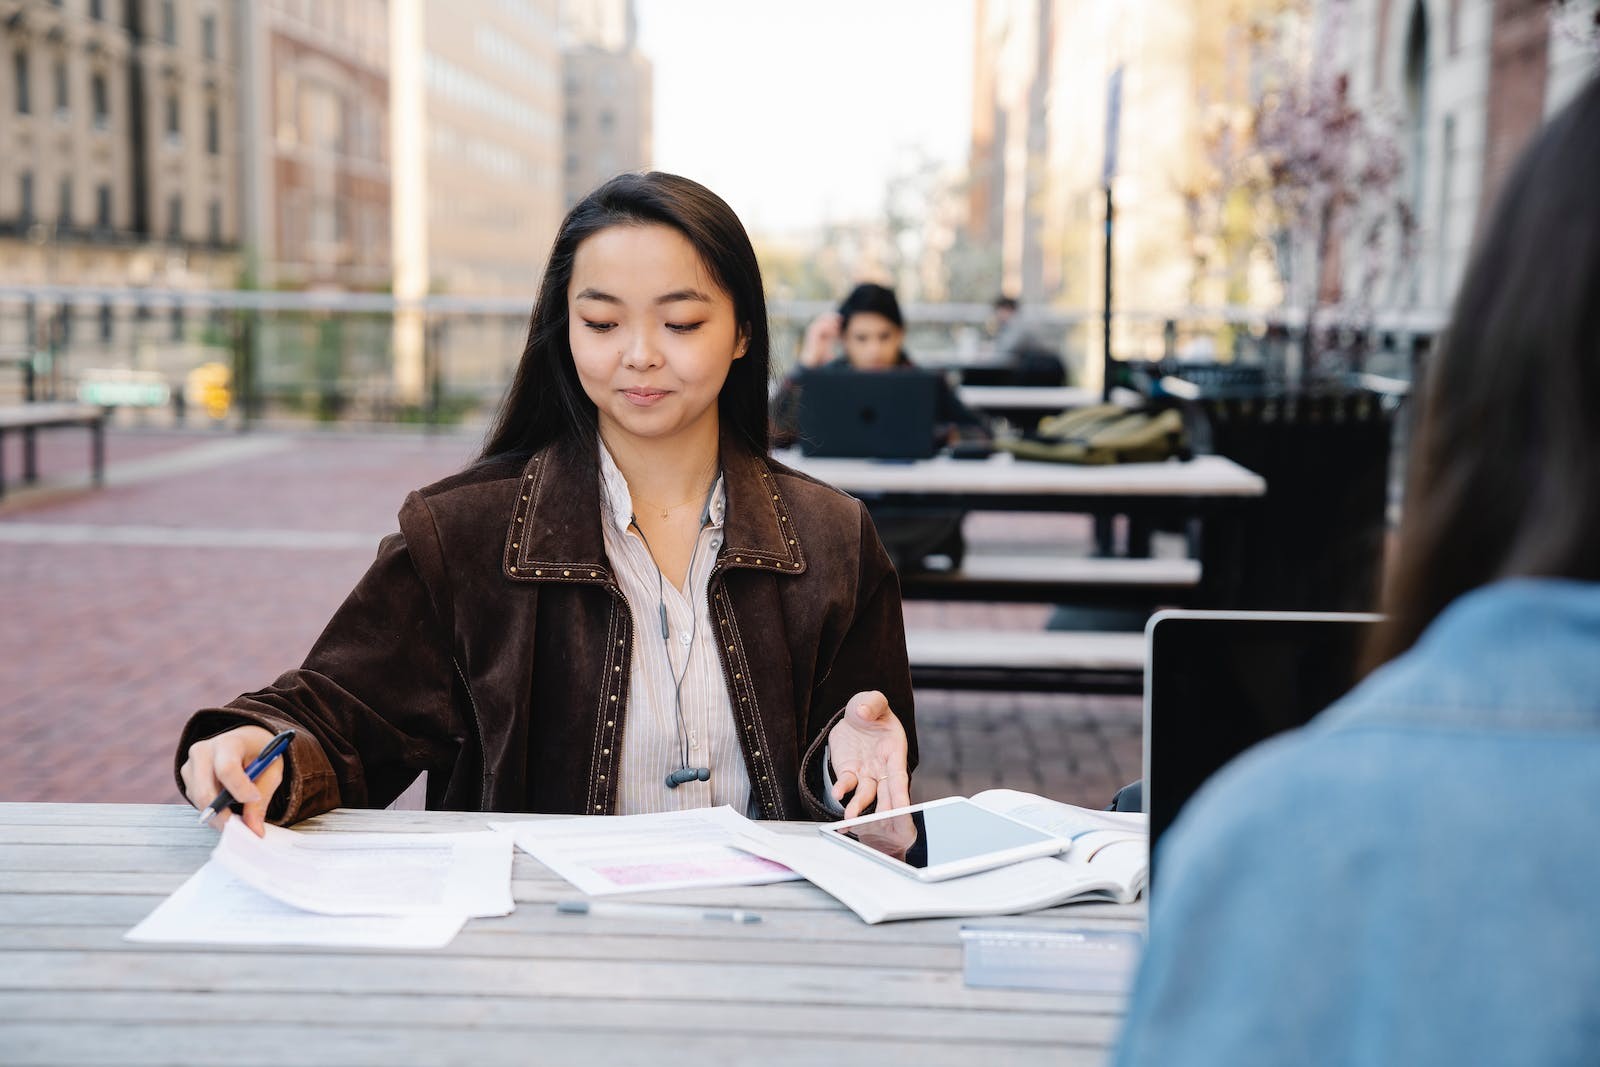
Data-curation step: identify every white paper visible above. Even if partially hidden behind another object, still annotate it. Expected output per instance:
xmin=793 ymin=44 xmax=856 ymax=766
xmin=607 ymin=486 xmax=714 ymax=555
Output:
xmin=125 ymin=862 xmax=467 ymax=949
xmin=211 ymin=819 xmax=514 ymax=917
xmin=492 ymin=806 xmax=799 ymax=896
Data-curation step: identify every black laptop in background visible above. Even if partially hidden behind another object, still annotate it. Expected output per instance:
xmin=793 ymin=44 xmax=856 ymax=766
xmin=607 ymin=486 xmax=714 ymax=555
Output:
xmin=1142 ymin=610 xmax=1381 ymax=893
xmin=793 ymin=366 xmax=941 ymax=460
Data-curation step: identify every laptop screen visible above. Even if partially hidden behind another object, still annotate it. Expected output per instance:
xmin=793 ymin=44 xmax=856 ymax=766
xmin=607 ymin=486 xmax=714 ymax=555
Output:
xmin=1143 ymin=610 xmax=1380 ymax=891
xmin=793 ymin=366 xmax=941 ymax=459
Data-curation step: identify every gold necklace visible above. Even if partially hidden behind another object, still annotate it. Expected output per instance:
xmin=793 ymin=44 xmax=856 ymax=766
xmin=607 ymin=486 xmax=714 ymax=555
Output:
xmin=632 ymin=471 xmax=718 ymax=522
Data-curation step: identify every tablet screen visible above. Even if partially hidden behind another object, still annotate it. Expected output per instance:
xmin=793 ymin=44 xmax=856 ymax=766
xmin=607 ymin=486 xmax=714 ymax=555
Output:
xmin=826 ymin=800 xmax=1055 ymax=869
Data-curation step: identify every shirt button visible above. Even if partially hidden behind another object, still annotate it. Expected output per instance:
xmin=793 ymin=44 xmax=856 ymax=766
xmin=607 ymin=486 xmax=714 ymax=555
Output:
xmin=680 ymin=631 xmax=691 ymax=646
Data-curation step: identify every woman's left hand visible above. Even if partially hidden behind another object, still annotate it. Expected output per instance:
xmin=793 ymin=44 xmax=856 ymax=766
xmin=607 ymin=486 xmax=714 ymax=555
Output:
xmin=828 ymin=690 xmax=911 ymax=818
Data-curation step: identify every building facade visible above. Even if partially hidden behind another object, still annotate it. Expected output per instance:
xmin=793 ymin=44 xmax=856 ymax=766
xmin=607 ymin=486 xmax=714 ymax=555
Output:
xmin=0 ymin=0 xmax=242 ymax=287
xmin=560 ymin=0 xmax=651 ymax=207
xmin=967 ymin=0 xmax=1597 ymax=384
xmin=247 ymin=0 xmax=389 ymax=291
xmin=1339 ymin=0 xmax=1597 ymax=321
xmin=418 ymin=0 xmax=562 ymax=297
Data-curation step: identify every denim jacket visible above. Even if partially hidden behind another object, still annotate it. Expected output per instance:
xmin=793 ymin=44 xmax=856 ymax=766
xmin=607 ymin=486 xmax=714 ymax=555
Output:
xmin=1115 ymin=578 xmax=1600 ymax=1066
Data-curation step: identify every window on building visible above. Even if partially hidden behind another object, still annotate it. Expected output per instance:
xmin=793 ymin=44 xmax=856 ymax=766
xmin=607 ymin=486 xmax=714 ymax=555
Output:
xmin=565 ymin=153 xmax=578 ymax=173
xmin=99 ymin=302 xmax=114 ymax=342
xmin=565 ymin=108 xmax=578 ymax=132
xmin=208 ymin=199 xmax=221 ymax=245
xmin=53 ymin=59 xmax=67 ymax=114
xmin=599 ymin=110 xmax=614 ymax=134
xmin=89 ymin=0 xmax=103 ymax=20
xmin=167 ymin=194 xmax=182 ymax=240
xmin=202 ymin=14 xmax=217 ymax=60
xmin=170 ymin=304 xmax=184 ymax=341
xmin=162 ymin=1 xmax=177 ymax=46
xmin=166 ymin=94 xmax=180 ymax=139
xmin=91 ymin=73 xmax=108 ymax=128
xmin=205 ymin=101 xmax=219 ymax=154
xmin=95 ymin=183 xmax=111 ymax=229
xmin=19 ymin=172 xmax=35 ymax=225
xmin=58 ymin=177 xmax=71 ymax=227
xmin=14 ymin=50 xmax=31 ymax=115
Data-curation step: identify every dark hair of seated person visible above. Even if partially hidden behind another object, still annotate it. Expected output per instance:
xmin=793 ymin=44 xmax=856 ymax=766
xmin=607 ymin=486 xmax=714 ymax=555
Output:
xmin=839 ymin=282 xmax=905 ymax=333
xmin=1364 ymin=76 xmax=1600 ymax=675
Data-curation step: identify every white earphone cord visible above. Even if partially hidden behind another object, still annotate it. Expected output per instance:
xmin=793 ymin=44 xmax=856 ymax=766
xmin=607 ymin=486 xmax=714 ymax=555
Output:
xmin=628 ymin=478 xmax=718 ymax=787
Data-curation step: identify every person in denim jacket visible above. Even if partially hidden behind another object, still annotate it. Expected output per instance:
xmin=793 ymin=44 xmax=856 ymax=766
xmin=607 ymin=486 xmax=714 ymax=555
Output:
xmin=1115 ymin=77 xmax=1600 ymax=1065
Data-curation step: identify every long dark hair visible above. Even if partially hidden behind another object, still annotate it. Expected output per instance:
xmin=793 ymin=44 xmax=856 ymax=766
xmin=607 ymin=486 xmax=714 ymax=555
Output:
xmin=1366 ymin=76 xmax=1600 ymax=670
xmin=480 ymin=172 xmax=772 ymax=460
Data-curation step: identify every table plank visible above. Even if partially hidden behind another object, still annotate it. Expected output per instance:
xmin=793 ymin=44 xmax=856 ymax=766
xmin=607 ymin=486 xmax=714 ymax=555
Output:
xmin=0 ymin=990 xmax=1119 ymax=1046
xmin=0 ymin=1021 xmax=1108 ymax=1067
xmin=0 ymin=949 xmax=1106 ymax=1014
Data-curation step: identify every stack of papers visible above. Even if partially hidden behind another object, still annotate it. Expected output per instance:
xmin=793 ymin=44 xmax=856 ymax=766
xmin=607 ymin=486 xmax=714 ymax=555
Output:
xmin=126 ymin=819 xmax=514 ymax=949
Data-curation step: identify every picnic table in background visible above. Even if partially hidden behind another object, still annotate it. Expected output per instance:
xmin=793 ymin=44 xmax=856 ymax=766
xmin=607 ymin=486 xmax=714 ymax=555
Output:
xmin=777 ymin=450 xmax=1265 ymax=691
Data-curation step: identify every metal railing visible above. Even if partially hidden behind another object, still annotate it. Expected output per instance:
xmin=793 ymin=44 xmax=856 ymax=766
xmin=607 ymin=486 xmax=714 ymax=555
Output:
xmin=0 ymin=286 xmax=1438 ymax=430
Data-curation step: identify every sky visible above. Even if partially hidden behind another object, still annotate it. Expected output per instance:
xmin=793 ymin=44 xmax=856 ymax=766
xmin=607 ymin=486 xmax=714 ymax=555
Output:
xmin=633 ymin=0 xmax=976 ymax=239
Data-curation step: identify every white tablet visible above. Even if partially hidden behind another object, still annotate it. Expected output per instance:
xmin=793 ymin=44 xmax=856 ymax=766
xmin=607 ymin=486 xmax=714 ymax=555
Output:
xmin=819 ymin=796 xmax=1069 ymax=882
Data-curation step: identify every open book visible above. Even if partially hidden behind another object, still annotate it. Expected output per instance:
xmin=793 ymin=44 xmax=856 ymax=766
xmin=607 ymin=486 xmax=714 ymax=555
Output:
xmin=735 ymin=789 xmax=1147 ymax=924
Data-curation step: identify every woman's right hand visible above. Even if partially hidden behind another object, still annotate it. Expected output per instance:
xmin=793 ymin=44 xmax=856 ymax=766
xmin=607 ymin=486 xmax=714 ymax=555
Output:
xmin=179 ymin=724 xmax=283 ymax=837
xmin=799 ymin=312 xmax=841 ymax=367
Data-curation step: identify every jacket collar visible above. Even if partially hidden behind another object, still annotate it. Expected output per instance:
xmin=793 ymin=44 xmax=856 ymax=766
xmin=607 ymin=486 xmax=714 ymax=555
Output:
xmin=503 ymin=430 xmax=809 ymax=584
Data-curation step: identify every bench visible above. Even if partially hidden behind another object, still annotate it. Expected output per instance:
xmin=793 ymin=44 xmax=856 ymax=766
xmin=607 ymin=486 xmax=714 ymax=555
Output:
xmin=0 ymin=403 xmax=107 ymax=500
xmin=898 ymin=553 xmax=1200 ymax=605
xmin=906 ymin=628 xmax=1146 ymax=694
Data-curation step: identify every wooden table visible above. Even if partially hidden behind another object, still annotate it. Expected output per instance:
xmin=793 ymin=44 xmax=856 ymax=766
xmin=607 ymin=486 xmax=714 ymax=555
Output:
xmin=0 ymin=803 xmax=1145 ymax=1066
xmin=956 ymin=385 xmax=1098 ymax=419
xmin=778 ymin=451 xmax=1264 ymax=508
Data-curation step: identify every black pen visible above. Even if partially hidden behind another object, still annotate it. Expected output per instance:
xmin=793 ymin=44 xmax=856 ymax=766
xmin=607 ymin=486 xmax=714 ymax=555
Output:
xmin=197 ymin=729 xmax=295 ymax=825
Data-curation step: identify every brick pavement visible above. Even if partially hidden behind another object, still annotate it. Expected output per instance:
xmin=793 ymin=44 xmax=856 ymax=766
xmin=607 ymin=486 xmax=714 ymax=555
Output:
xmin=0 ymin=428 xmax=1141 ymax=813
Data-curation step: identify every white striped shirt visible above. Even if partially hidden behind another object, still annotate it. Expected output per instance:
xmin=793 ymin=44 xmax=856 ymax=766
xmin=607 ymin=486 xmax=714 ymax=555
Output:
xmin=597 ymin=442 xmax=755 ymax=816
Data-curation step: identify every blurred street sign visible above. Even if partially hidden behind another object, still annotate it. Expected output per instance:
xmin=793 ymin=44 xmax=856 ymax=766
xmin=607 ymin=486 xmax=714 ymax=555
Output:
xmin=1102 ymin=65 xmax=1123 ymax=185
xmin=77 ymin=368 xmax=170 ymax=407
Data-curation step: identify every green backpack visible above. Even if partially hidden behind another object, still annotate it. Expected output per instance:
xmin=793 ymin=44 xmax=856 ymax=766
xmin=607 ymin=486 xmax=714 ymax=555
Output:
xmin=999 ymin=404 xmax=1190 ymax=465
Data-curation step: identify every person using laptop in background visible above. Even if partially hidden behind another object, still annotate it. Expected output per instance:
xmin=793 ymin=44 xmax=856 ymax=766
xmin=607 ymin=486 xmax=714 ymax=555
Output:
xmin=773 ymin=283 xmax=987 ymax=572
xmin=174 ymin=172 xmax=915 ymax=835
xmin=1114 ymin=78 xmax=1600 ymax=1065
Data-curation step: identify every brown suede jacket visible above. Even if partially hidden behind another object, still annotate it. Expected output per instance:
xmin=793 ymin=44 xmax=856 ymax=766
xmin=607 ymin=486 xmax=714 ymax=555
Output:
xmin=174 ymin=433 xmax=917 ymax=824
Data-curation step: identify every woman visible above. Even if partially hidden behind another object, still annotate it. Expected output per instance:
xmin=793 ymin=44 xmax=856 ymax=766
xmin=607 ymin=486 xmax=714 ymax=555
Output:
xmin=1114 ymin=78 xmax=1600 ymax=1064
xmin=176 ymin=173 xmax=915 ymax=834
xmin=773 ymin=283 xmax=986 ymax=572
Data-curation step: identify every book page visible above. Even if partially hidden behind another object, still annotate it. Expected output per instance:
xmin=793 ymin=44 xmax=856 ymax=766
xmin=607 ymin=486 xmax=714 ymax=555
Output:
xmin=971 ymin=788 xmax=1147 ymax=837
xmin=972 ymin=789 xmax=1148 ymax=900
xmin=731 ymin=822 xmax=1125 ymax=924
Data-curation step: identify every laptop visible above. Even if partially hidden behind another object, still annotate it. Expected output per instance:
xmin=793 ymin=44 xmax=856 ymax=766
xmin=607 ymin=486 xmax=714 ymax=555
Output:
xmin=793 ymin=366 xmax=941 ymax=459
xmin=1142 ymin=609 xmax=1381 ymax=892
